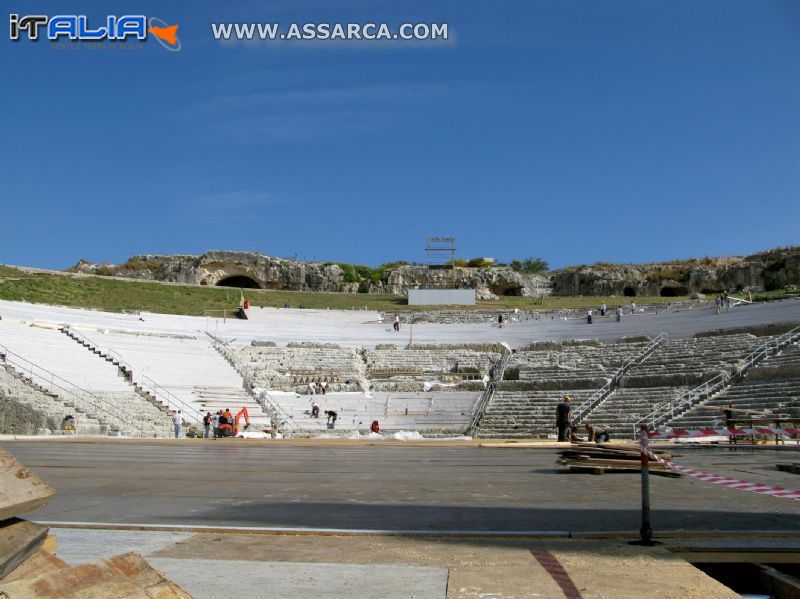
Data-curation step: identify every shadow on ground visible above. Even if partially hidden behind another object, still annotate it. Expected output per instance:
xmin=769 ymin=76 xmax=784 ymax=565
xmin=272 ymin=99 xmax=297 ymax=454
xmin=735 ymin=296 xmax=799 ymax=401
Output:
xmin=162 ymin=501 xmax=795 ymax=533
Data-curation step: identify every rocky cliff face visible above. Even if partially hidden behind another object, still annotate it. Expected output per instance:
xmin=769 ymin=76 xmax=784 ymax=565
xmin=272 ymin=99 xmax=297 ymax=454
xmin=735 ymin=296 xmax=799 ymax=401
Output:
xmin=73 ymin=251 xmax=549 ymax=299
xmin=371 ymin=265 xmax=549 ymax=300
xmin=72 ymin=246 xmax=799 ymax=299
xmin=548 ymin=248 xmax=800 ymax=297
xmin=76 ymin=251 xmax=357 ymax=292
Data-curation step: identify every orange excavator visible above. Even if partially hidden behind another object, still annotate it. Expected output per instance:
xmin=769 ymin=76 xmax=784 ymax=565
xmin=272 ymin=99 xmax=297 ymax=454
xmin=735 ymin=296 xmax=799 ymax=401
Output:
xmin=216 ymin=407 xmax=251 ymax=438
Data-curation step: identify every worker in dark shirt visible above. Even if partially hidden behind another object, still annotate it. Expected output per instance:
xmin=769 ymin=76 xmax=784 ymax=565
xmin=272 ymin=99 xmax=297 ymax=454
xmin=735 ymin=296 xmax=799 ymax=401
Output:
xmin=325 ymin=410 xmax=338 ymax=429
xmin=722 ymin=405 xmax=737 ymax=445
xmin=556 ymin=396 xmax=572 ymax=442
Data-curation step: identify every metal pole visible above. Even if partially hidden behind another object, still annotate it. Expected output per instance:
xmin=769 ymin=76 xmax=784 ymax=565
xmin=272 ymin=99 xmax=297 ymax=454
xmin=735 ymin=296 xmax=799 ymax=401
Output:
xmin=639 ymin=424 xmax=653 ymax=543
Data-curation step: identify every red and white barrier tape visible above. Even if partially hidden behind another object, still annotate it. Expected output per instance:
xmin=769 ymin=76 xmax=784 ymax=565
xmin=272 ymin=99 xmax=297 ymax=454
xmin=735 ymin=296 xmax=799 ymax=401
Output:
xmin=643 ymin=447 xmax=800 ymax=500
xmin=648 ymin=427 xmax=800 ymax=439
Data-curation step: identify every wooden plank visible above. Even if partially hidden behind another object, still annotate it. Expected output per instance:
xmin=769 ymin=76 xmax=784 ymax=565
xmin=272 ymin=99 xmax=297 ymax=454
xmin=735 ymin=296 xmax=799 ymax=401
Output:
xmin=41 ymin=535 xmax=57 ymax=555
xmin=0 ymin=447 xmax=55 ymax=520
xmin=1 ymin=549 xmax=68 ymax=584
xmin=559 ymin=456 xmax=672 ymax=470
xmin=0 ymin=552 xmax=192 ymax=598
xmin=558 ymin=457 xmax=680 ymax=477
xmin=776 ymin=463 xmax=800 ymax=475
xmin=564 ymin=462 xmax=681 ymax=478
xmin=560 ymin=446 xmax=673 ymax=460
xmin=758 ymin=564 xmax=800 ymax=599
xmin=568 ymin=465 xmax=605 ymax=475
xmin=0 ymin=519 xmax=48 ymax=580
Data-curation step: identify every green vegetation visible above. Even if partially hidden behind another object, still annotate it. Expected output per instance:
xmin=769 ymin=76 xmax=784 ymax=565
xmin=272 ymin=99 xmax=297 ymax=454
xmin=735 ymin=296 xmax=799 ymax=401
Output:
xmin=510 ymin=257 xmax=549 ymax=274
xmin=377 ymin=261 xmax=412 ymax=270
xmin=646 ymin=267 xmax=691 ymax=284
xmin=731 ymin=288 xmax=799 ymax=302
xmin=119 ymin=258 xmax=166 ymax=272
xmin=466 ymin=257 xmax=494 ymax=268
xmin=762 ymin=258 xmax=787 ymax=291
xmin=0 ymin=265 xmax=701 ymax=316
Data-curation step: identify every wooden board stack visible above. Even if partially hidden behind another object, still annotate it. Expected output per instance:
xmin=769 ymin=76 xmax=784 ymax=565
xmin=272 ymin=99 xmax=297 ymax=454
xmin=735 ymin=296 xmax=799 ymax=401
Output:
xmin=776 ymin=463 xmax=800 ymax=475
xmin=0 ymin=447 xmax=192 ymax=598
xmin=557 ymin=443 xmax=681 ymax=477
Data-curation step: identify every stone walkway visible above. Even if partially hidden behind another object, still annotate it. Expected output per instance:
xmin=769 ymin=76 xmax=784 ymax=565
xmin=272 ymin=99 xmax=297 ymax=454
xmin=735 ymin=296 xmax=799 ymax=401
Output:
xmin=49 ymin=528 xmax=738 ymax=598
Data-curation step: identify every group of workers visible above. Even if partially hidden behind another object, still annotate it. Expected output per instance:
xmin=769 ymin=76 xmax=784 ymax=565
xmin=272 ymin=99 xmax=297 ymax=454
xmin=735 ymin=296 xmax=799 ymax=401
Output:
xmin=587 ymin=303 xmax=630 ymax=324
xmin=556 ymin=395 xmax=611 ymax=443
xmin=202 ymin=408 xmax=239 ymax=438
xmin=309 ymin=403 xmax=338 ymax=428
xmin=308 ymin=381 xmax=329 ymax=395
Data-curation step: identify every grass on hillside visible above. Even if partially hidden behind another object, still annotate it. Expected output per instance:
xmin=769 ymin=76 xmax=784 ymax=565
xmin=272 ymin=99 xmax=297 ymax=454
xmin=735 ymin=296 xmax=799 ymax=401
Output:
xmin=1 ymin=264 xmax=783 ymax=317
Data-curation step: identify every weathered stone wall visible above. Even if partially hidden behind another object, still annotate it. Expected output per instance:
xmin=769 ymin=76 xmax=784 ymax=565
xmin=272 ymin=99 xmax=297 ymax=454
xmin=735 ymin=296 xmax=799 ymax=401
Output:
xmin=549 ymin=247 xmax=800 ymax=297
xmin=91 ymin=251 xmax=355 ymax=293
xmin=0 ymin=395 xmax=59 ymax=435
xmin=74 ymin=251 xmax=550 ymax=300
xmin=375 ymin=265 xmax=549 ymax=300
xmin=73 ymin=246 xmax=800 ymax=299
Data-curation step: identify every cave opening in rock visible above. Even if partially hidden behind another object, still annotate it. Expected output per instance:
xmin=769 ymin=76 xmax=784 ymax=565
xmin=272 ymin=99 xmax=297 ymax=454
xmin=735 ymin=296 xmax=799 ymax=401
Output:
xmin=623 ymin=287 xmax=636 ymax=297
xmin=489 ymin=285 xmax=523 ymax=297
xmin=660 ymin=286 xmax=688 ymax=297
xmin=216 ymin=275 xmax=261 ymax=289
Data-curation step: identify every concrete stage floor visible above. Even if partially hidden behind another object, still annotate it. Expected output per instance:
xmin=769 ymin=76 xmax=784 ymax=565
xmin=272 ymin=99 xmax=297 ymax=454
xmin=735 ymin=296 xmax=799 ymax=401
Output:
xmin=3 ymin=440 xmax=798 ymax=534
xmin=5 ymin=439 xmax=798 ymax=598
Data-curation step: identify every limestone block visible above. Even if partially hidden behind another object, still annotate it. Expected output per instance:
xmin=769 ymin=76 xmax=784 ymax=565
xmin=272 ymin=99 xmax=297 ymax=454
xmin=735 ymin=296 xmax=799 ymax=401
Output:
xmin=0 ymin=447 xmax=55 ymax=521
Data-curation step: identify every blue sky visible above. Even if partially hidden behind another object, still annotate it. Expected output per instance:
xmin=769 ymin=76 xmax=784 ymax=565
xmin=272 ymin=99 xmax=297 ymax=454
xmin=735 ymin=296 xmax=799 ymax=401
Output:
xmin=2 ymin=1 xmax=799 ymax=270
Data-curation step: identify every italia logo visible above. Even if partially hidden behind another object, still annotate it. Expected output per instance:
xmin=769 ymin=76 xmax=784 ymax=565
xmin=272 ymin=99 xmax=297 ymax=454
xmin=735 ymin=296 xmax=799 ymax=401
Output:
xmin=9 ymin=14 xmax=181 ymax=51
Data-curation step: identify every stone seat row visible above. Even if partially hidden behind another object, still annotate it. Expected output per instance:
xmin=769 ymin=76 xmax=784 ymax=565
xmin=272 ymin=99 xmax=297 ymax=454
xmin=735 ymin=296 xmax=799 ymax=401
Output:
xmin=1 ymin=366 xmax=106 ymax=435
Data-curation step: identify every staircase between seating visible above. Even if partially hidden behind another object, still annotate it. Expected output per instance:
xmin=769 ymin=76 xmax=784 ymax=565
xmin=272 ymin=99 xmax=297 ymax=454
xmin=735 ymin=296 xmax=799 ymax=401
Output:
xmin=634 ymin=325 xmax=800 ymax=436
xmin=60 ymin=326 xmax=203 ymax=427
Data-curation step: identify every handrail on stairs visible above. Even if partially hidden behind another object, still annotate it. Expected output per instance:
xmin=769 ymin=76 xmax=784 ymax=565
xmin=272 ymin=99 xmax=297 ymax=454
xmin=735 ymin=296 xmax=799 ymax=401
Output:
xmin=467 ymin=348 xmax=510 ymax=436
xmin=0 ymin=343 xmax=155 ymax=437
xmin=207 ymin=333 xmax=299 ymax=432
xmin=61 ymin=325 xmax=135 ymax=374
xmin=572 ymin=332 xmax=668 ymax=425
xmin=61 ymin=325 xmax=199 ymax=427
xmin=139 ymin=375 xmax=203 ymax=425
xmin=633 ymin=325 xmax=800 ymax=436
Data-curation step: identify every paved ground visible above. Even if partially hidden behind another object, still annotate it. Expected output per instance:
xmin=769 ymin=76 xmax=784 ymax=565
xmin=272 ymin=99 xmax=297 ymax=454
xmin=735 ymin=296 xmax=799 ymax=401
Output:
xmin=4 ymin=440 xmax=799 ymax=534
xmin=1 ymin=297 xmax=798 ymax=348
xmin=47 ymin=528 xmax=739 ymax=599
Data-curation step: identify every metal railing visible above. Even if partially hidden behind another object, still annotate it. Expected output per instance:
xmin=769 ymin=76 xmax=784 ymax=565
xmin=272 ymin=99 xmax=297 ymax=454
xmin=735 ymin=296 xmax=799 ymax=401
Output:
xmin=467 ymin=347 xmax=512 ymax=436
xmin=107 ymin=349 xmax=133 ymax=374
xmin=633 ymin=325 xmax=800 ymax=435
xmin=62 ymin=325 xmax=134 ymax=374
xmin=139 ymin=375 xmax=202 ymax=425
xmin=252 ymin=387 xmax=300 ymax=432
xmin=735 ymin=324 xmax=800 ymax=374
xmin=61 ymin=325 xmax=194 ymax=426
xmin=494 ymin=351 xmax=512 ymax=382
xmin=0 ymin=343 xmax=156 ymax=437
xmin=208 ymin=334 xmax=299 ymax=432
xmin=572 ymin=332 xmax=668 ymax=424
xmin=467 ymin=382 xmax=495 ymax=437
xmin=633 ymin=373 xmax=729 ymax=435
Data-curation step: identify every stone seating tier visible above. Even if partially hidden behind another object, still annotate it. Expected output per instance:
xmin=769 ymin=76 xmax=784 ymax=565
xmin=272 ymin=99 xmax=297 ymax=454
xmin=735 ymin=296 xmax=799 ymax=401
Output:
xmin=364 ymin=350 xmax=500 ymax=378
xmin=271 ymin=391 xmax=480 ymax=433
xmin=507 ymin=343 xmax=649 ymax=379
xmin=585 ymin=386 xmax=690 ymax=436
xmin=670 ymin=380 xmax=800 ymax=429
xmin=477 ymin=389 xmax=598 ymax=438
xmin=0 ymin=367 xmax=106 ymax=435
